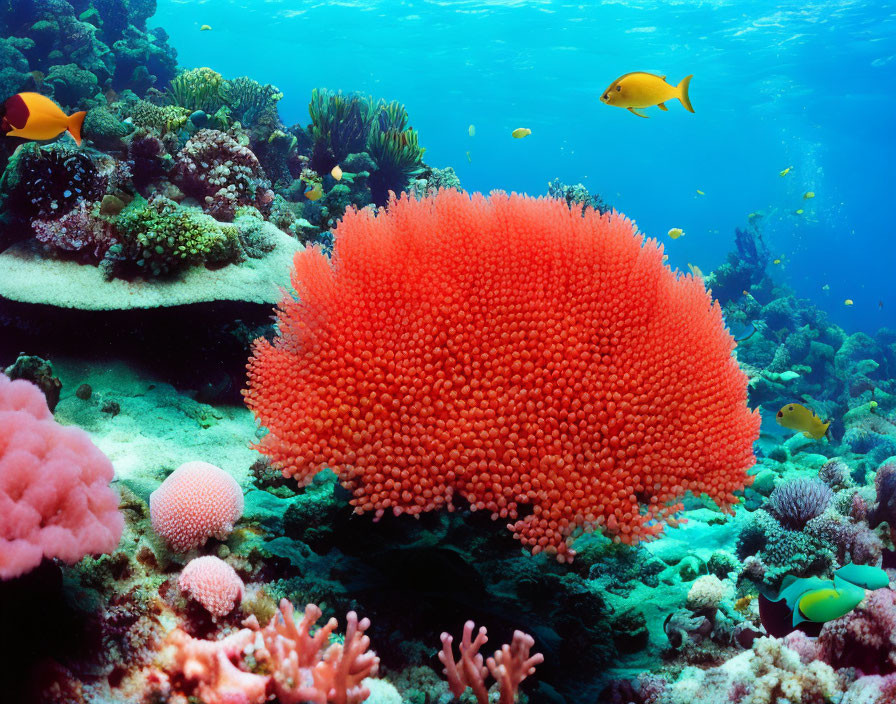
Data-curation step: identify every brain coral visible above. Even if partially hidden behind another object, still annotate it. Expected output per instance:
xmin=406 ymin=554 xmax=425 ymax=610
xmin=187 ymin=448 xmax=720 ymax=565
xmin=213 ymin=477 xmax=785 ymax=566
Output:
xmin=149 ymin=461 xmax=244 ymax=553
xmin=0 ymin=375 xmax=123 ymax=579
xmin=245 ymin=191 xmax=760 ymax=559
xmin=179 ymin=555 xmax=244 ymax=617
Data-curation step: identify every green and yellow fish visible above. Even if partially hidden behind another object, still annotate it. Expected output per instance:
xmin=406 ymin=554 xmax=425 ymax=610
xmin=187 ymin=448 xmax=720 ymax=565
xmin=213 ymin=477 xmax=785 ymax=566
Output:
xmin=804 ymin=191 xmax=815 ymax=199
xmin=600 ymin=72 xmax=694 ymax=118
xmin=775 ymin=402 xmax=830 ymax=440
xmin=772 ymin=564 xmax=889 ymax=627
xmin=511 ymin=127 xmax=531 ymax=139
xmin=668 ymin=227 xmax=685 ymax=239
xmin=200 ymin=24 xmax=212 ymax=31
xmin=780 ymin=166 xmax=792 ymax=177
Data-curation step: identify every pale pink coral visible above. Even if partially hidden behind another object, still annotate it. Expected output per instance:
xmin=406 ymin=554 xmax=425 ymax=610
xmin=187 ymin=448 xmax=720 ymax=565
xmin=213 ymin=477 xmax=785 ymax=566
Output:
xmin=0 ymin=375 xmax=123 ymax=580
xmin=817 ymin=588 xmax=896 ymax=674
xmin=149 ymin=461 xmax=243 ymax=552
xmin=156 ymin=600 xmax=379 ymax=704
xmin=179 ymin=555 xmax=244 ymax=617
xmin=31 ymin=200 xmax=118 ymax=260
xmin=439 ymin=620 xmax=543 ymax=704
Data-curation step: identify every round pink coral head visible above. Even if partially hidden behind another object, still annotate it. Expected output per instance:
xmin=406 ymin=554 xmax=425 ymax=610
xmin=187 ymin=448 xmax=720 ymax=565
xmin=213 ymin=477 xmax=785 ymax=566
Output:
xmin=179 ymin=555 xmax=244 ymax=617
xmin=150 ymin=461 xmax=243 ymax=552
xmin=0 ymin=375 xmax=123 ymax=580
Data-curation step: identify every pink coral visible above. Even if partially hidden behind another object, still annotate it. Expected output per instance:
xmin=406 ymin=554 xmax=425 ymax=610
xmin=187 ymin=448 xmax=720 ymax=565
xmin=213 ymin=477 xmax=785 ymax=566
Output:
xmin=174 ymin=129 xmax=272 ymax=220
xmin=157 ymin=600 xmax=379 ymax=704
xmin=31 ymin=200 xmax=118 ymax=260
xmin=0 ymin=375 xmax=123 ymax=580
xmin=439 ymin=620 xmax=542 ymax=704
xmin=149 ymin=461 xmax=243 ymax=552
xmin=179 ymin=555 xmax=244 ymax=617
xmin=817 ymin=588 xmax=896 ymax=674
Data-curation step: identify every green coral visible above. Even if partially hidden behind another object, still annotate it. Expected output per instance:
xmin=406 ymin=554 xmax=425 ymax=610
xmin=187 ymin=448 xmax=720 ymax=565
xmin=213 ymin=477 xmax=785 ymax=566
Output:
xmin=308 ymin=88 xmax=377 ymax=164
xmin=115 ymin=196 xmax=238 ymax=276
xmin=167 ymin=67 xmax=229 ymax=114
xmin=367 ymin=126 xmax=426 ymax=205
xmin=228 ymin=76 xmax=283 ymax=128
xmin=127 ymin=99 xmax=190 ymax=133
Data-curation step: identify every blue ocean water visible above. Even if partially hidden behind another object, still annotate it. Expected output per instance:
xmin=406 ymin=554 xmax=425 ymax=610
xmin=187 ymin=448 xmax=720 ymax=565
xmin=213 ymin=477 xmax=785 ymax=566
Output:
xmin=159 ymin=0 xmax=896 ymax=335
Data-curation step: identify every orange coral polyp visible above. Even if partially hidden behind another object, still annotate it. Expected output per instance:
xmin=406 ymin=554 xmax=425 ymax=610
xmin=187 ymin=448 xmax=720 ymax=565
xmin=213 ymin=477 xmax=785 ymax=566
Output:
xmin=245 ymin=190 xmax=759 ymax=560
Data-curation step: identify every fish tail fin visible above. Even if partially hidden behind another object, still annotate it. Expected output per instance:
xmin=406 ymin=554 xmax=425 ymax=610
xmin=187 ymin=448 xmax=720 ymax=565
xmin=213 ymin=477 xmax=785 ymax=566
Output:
xmin=67 ymin=111 xmax=86 ymax=146
xmin=823 ymin=421 xmax=832 ymax=439
xmin=677 ymin=75 xmax=694 ymax=113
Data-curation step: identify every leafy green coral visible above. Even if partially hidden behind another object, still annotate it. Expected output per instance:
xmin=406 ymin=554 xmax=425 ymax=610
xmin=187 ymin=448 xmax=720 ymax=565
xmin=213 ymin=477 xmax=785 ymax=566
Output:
xmin=367 ymin=126 xmax=426 ymax=206
xmin=228 ymin=76 xmax=283 ymax=128
xmin=168 ymin=67 xmax=229 ymax=114
xmin=308 ymin=88 xmax=377 ymax=168
xmin=115 ymin=196 xmax=239 ymax=276
xmin=127 ymin=99 xmax=190 ymax=133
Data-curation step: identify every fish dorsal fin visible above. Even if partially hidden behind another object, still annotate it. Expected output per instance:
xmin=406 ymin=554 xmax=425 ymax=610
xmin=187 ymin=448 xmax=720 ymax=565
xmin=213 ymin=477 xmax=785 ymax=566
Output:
xmin=661 ymin=75 xmax=667 ymax=81
xmin=658 ymin=102 xmax=668 ymax=111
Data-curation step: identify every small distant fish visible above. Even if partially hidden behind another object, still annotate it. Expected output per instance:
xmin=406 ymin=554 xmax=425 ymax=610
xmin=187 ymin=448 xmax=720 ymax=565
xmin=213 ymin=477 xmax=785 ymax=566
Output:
xmin=773 ymin=259 xmax=782 ymax=265
xmin=200 ymin=24 xmax=212 ymax=31
xmin=468 ymin=124 xmax=475 ymax=137
xmin=696 ymin=189 xmax=705 ymax=195
xmin=304 ymin=183 xmax=323 ymax=201
xmin=844 ymin=299 xmax=854 ymax=306
xmin=30 ymin=70 xmax=44 ymax=85
xmin=600 ymin=72 xmax=694 ymax=118
xmin=775 ymin=403 xmax=830 ymax=440
xmin=512 ymin=128 xmax=531 ymax=139
xmin=803 ymin=191 xmax=815 ymax=199
xmin=1 ymin=92 xmax=85 ymax=145
xmin=330 ymin=165 xmax=343 ymax=181
xmin=466 ymin=151 xmax=472 ymax=163
xmin=687 ymin=263 xmax=703 ymax=278
xmin=779 ymin=166 xmax=792 ymax=177
xmin=794 ymin=209 xmax=804 ymax=215
xmin=667 ymin=227 xmax=685 ymax=239
xmin=880 ymin=300 xmax=884 ymax=309
xmin=822 ymin=284 xmax=830 ymax=291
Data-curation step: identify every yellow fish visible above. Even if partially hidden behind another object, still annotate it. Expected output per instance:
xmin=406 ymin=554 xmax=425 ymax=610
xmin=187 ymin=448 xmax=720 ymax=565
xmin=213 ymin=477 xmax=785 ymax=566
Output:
xmin=794 ymin=209 xmax=804 ymax=215
xmin=600 ymin=72 xmax=694 ymax=118
xmin=200 ymin=24 xmax=212 ymax=31
xmin=667 ymin=227 xmax=685 ymax=239
xmin=804 ymin=191 xmax=815 ymax=199
xmin=845 ymin=299 xmax=854 ymax=306
xmin=773 ymin=259 xmax=781 ymax=265
xmin=775 ymin=403 xmax=830 ymax=440
xmin=468 ymin=124 xmax=475 ymax=137
xmin=304 ymin=183 xmax=323 ymax=201
xmin=696 ymin=189 xmax=705 ymax=195
xmin=331 ymin=165 xmax=343 ymax=181
xmin=512 ymin=128 xmax=531 ymax=139
xmin=780 ymin=166 xmax=792 ymax=177
xmin=2 ymin=92 xmax=85 ymax=145
xmin=687 ymin=263 xmax=703 ymax=278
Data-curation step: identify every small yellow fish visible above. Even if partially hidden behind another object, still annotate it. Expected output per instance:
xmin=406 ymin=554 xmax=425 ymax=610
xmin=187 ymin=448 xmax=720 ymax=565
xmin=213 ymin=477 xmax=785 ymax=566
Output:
xmin=845 ymin=299 xmax=854 ymax=306
xmin=512 ymin=128 xmax=531 ymax=139
xmin=687 ymin=263 xmax=703 ymax=278
xmin=775 ymin=403 xmax=830 ymax=440
xmin=304 ymin=183 xmax=323 ymax=201
xmin=468 ymin=124 xmax=475 ymax=137
xmin=667 ymin=227 xmax=685 ymax=239
xmin=780 ymin=166 xmax=792 ymax=177
xmin=331 ymin=165 xmax=343 ymax=181
xmin=200 ymin=24 xmax=212 ymax=31
xmin=804 ymin=191 xmax=815 ymax=199
xmin=773 ymin=259 xmax=781 ymax=265
xmin=600 ymin=72 xmax=694 ymax=118
xmin=466 ymin=151 xmax=472 ymax=163
xmin=696 ymin=189 xmax=705 ymax=195
xmin=794 ymin=209 xmax=804 ymax=215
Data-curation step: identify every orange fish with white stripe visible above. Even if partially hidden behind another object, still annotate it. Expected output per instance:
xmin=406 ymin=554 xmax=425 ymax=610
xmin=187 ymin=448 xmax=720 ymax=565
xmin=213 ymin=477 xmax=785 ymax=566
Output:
xmin=2 ymin=92 xmax=86 ymax=145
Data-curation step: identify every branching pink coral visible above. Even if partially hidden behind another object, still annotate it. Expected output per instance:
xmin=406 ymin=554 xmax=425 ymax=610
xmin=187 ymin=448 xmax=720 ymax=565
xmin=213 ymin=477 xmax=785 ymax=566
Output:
xmin=0 ymin=375 xmax=123 ymax=580
xmin=439 ymin=620 xmax=542 ymax=704
xmin=157 ymin=600 xmax=379 ymax=704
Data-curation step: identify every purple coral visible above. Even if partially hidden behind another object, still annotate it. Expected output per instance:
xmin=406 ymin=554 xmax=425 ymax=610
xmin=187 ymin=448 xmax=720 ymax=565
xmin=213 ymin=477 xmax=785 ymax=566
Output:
xmin=869 ymin=462 xmax=896 ymax=536
xmin=173 ymin=129 xmax=273 ymax=220
xmin=817 ymin=588 xmax=896 ymax=675
xmin=31 ymin=200 xmax=118 ymax=260
xmin=766 ymin=477 xmax=833 ymax=530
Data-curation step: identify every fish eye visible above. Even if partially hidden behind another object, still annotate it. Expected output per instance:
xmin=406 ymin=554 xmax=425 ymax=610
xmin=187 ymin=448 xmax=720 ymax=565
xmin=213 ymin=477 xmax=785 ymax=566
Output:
xmin=777 ymin=411 xmax=783 ymax=417
xmin=616 ymin=85 xmax=621 ymax=91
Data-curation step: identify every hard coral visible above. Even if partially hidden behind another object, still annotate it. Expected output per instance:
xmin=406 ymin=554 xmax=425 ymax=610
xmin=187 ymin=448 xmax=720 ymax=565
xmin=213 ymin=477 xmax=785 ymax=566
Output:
xmin=174 ymin=129 xmax=272 ymax=220
xmin=0 ymin=375 xmax=123 ymax=580
xmin=179 ymin=555 xmax=244 ymax=617
xmin=766 ymin=478 xmax=833 ymax=530
xmin=149 ymin=460 xmax=243 ymax=553
xmin=31 ymin=199 xmax=117 ymax=261
xmin=817 ymin=588 xmax=896 ymax=674
xmin=245 ymin=191 xmax=760 ymax=560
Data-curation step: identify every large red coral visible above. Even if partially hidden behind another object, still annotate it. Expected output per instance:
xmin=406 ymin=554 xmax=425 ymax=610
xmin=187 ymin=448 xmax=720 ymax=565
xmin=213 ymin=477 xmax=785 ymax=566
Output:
xmin=245 ymin=190 xmax=759 ymax=559
xmin=0 ymin=375 xmax=123 ymax=579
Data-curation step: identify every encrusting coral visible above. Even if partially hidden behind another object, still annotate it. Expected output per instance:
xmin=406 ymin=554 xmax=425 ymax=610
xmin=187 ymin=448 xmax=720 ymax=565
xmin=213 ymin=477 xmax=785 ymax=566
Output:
xmin=245 ymin=190 xmax=760 ymax=560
